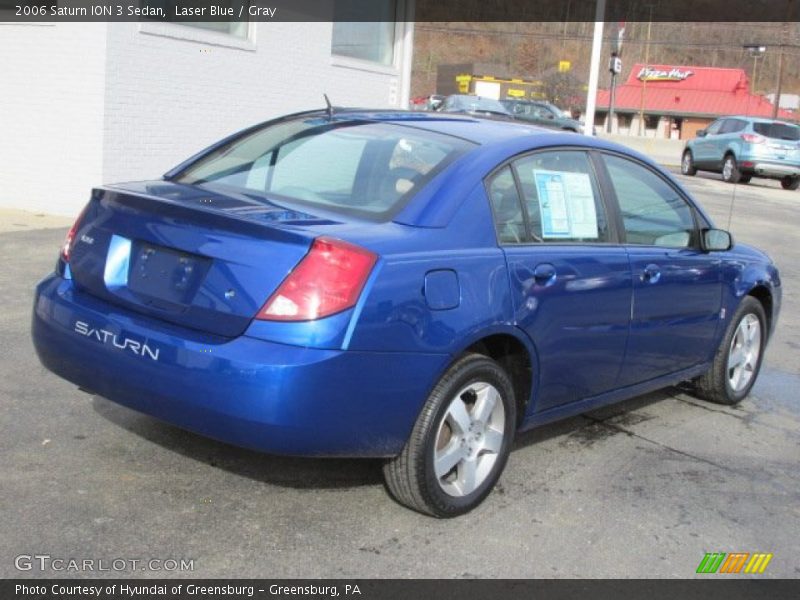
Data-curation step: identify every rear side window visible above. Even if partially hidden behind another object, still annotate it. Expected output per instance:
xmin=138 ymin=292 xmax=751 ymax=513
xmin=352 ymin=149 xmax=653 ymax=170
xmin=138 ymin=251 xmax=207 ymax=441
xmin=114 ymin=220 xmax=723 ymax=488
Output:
xmin=752 ymin=121 xmax=800 ymax=141
xmin=486 ymin=167 xmax=526 ymax=244
xmin=705 ymin=120 xmax=724 ymax=135
xmin=175 ymin=119 xmax=474 ymax=220
xmin=603 ymin=154 xmax=695 ymax=248
xmin=513 ymin=151 xmax=610 ymax=243
xmin=720 ymin=119 xmax=747 ymax=134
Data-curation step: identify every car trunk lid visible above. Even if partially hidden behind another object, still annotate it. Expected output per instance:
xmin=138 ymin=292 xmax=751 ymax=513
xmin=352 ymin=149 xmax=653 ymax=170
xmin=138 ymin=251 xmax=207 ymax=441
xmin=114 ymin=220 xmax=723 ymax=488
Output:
xmin=67 ymin=181 xmax=336 ymax=338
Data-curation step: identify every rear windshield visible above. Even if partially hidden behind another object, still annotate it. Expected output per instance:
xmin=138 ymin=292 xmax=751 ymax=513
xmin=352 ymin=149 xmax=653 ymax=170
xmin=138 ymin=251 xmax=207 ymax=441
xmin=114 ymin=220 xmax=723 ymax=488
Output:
xmin=752 ymin=121 xmax=800 ymax=141
xmin=174 ymin=118 xmax=474 ymax=220
xmin=444 ymin=96 xmax=510 ymax=115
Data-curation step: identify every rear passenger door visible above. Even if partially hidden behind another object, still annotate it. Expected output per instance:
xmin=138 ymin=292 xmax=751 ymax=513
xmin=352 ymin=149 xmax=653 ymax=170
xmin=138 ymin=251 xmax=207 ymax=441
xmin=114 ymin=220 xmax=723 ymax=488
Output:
xmin=692 ymin=118 xmax=725 ymax=166
xmin=716 ymin=118 xmax=747 ymax=162
xmin=486 ymin=150 xmax=632 ymax=413
xmin=599 ymin=153 xmax=722 ymax=387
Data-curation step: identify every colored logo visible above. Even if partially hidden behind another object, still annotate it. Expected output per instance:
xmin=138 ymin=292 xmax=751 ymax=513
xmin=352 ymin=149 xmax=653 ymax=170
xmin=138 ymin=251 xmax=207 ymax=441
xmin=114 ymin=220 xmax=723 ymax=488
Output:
xmin=696 ymin=552 xmax=773 ymax=574
xmin=637 ymin=67 xmax=693 ymax=82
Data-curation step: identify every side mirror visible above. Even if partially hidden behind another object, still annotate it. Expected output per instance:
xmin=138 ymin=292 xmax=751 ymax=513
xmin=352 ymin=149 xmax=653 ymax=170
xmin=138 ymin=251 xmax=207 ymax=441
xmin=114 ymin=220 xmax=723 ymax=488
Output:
xmin=702 ymin=228 xmax=733 ymax=252
xmin=546 ymin=113 xmax=555 ymax=120
xmin=696 ymin=129 xmax=707 ymax=138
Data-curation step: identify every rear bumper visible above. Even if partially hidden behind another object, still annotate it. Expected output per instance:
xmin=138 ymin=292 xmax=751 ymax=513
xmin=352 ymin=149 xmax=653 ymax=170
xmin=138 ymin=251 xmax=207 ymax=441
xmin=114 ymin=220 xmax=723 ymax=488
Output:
xmin=32 ymin=274 xmax=449 ymax=457
xmin=741 ymin=160 xmax=800 ymax=178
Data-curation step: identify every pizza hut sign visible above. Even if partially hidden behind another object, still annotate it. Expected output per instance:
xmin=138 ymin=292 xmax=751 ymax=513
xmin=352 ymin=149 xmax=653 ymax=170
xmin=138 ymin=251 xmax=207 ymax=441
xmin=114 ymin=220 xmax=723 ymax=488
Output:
xmin=637 ymin=67 xmax=694 ymax=82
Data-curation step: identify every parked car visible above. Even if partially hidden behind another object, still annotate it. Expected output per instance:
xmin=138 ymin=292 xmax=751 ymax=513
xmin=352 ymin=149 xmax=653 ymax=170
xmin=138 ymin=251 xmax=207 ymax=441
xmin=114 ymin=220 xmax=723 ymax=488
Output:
xmin=409 ymin=94 xmax=445 ymax=111
xmin=502 ymin=99 xmax=589 ymax=134
xmin=438 ymin=94 xmax=513 ymax=119
xmin=427 ymin=94 xmax=445 ymax=111
xmin=33 ymin=109 xmax=781 ymax=517
xmin=681 ymin=116 xmax=800 ymax=189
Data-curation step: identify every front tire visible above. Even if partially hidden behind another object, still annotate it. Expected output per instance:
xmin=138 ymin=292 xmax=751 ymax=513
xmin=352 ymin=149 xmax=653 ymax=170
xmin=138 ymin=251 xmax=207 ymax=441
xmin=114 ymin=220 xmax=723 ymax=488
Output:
xmin=681 ymin=150 xmax=697 ymax=176
xmin=692 ymin=297 xmax=766 ymax=405
xmin=383 ymin=353 xmax=516 ymax=517
xmin=781 ymin=176 xmax=799 ymax=190
xmin=722 ymin=155 xmax=741 ymax=183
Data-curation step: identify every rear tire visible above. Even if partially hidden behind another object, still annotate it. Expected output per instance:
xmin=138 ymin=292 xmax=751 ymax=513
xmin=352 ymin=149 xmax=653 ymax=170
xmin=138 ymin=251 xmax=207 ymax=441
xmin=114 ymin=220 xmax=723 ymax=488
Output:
xmin=722 ymin=155 xmax=741 ymax=184
xmin=681 ymin=150 xmax=697 ymax=176
xmin=780 ymin=176 xmax=799 ymax=190
xmin=739 ymin=175 xmax=752 ymax=184
xmin=691 ymin=297 xmax=766 ymax=405
xmin=383 ymin=353 xmax=516 ymax=517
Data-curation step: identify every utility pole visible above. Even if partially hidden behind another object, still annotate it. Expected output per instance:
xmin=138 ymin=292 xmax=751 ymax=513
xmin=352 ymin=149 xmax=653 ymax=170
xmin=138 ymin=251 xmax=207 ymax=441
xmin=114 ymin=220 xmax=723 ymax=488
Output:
xmin=743 ymin=44 xmax=766 ymax=95
xmin=607 ymin=22 xmax=625 ymax=133
xmin=583 ymin=0 xmax=606 ymax=137
xmin=773 ymin=23 xmax=789 ymax=118
xmin=773 ymin=1 xmax=795 ymax=118
xmin=638 ymin=6 xmax=653 ymax=136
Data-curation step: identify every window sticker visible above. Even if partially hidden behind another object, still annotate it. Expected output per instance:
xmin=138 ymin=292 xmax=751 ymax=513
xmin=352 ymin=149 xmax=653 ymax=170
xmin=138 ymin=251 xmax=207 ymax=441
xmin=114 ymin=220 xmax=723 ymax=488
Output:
xmin=533 ymin=170 xmax=599 ymax=239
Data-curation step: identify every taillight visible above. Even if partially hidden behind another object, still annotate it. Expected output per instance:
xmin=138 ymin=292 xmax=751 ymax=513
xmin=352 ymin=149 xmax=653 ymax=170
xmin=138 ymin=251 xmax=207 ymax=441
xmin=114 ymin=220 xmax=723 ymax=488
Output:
xmin=740 ymin=133 xmax=765 ymax=144
xmin=257 ymin=237 xmax=377 ymax=321
xmin=60 ymin=205 xmax=89 ymax=262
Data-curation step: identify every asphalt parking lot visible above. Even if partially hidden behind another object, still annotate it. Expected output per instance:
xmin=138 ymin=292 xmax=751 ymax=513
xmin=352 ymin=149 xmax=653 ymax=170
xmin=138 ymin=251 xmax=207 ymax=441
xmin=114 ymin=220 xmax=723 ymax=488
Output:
xmin=1 ymin=172 xmax=798 ymax=579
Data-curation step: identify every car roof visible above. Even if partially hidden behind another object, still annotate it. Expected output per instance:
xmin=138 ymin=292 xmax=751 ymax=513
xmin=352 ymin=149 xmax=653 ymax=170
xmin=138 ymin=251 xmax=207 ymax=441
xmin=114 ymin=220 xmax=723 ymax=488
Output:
xmin=323 ymin=109 xmax=555 ymax=145
xmin=719 ymin=115 xmax=798 ymax=126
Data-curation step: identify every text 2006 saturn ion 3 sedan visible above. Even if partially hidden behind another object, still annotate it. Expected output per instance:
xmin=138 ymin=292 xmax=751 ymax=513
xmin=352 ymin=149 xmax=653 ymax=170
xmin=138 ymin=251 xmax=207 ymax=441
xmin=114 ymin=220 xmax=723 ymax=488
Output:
xmin=32 ymin=109 xmax=781 ymax=517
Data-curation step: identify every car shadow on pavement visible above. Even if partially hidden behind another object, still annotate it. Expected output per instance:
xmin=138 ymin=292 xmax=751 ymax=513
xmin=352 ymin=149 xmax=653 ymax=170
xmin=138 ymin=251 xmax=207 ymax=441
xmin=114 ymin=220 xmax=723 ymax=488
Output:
xmin=511 ymin=388 xmax=676 ymax=452
xmin=90 ymin=395 xmax=385 ymax=489
xmin=91 ymin=388 xmax=679 ymax=491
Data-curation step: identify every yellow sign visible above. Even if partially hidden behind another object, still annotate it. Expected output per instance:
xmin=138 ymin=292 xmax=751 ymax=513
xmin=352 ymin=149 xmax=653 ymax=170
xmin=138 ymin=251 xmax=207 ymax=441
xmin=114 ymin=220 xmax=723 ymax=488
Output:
xmin=559 ymin=60 xmax=571 ymax=73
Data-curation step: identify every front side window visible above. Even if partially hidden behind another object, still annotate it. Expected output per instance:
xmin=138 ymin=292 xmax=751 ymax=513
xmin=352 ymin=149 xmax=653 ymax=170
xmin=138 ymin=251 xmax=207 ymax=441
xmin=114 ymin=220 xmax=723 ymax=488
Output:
xmin=174 ymin=119 xmax=473 ymax=220
xmin=603 ymin=154 xmax=696 ymax=248
xmin=332 ymin=1 xmax=398 ymax=66
xmin=513 ymin=151 xmax=610 ymax=243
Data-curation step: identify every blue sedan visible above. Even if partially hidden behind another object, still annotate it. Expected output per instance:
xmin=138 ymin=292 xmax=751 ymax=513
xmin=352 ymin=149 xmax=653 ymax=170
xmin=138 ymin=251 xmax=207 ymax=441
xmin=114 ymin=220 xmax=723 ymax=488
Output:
xmin=32 ymin=109 xmax=781 ymax=517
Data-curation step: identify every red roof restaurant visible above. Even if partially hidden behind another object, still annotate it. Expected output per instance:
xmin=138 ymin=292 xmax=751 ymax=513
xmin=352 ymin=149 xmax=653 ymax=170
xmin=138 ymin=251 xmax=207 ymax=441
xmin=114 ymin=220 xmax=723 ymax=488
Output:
xmin=595 ymin=63 xmax=794 ymax=140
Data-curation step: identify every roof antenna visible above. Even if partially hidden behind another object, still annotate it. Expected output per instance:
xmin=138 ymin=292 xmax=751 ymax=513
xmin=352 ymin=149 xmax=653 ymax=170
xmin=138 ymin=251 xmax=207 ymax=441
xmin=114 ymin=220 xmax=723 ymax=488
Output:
xmin=323 ymin=94 xmax=334 ymax=120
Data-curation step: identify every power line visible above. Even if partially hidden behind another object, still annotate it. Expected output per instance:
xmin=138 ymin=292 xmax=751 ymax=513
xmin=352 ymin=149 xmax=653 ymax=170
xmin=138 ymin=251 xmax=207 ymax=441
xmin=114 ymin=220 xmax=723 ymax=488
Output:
xmin=416 ymin=24 xmax=800 ymax=53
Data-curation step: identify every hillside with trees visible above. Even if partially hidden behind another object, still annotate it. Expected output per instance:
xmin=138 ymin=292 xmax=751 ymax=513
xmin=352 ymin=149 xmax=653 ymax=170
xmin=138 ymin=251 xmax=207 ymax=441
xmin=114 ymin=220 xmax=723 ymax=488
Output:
xmin=411 ymin=22 xmax=800 ymax=111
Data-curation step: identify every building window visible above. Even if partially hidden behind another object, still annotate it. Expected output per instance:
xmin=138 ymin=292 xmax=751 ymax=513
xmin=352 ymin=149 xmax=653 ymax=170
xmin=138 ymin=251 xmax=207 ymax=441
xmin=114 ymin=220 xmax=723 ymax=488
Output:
xmin=643 ymin=114 xmax=660 ymax=130
xmin=179 ymin=20 xmax=249 ymax=40
xmin=147 ymin=0 xmax=250 ymax=40
xmin=332 ymin=1 xmax=399 ymax=66
xmin=617 ymin=114 xmax=633 ymax=129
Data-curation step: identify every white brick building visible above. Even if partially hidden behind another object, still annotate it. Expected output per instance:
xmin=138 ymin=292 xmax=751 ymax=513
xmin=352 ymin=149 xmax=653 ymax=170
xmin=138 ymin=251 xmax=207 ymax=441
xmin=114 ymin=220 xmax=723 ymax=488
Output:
xmin=0 ymin=11 xmax=414 ymax=216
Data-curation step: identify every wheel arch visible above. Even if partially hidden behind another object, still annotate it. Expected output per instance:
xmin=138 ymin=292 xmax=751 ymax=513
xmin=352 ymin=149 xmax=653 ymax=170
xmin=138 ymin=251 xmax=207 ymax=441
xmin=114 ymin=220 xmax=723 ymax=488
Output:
xmin=746 ymin=284 xmax=774 ymax=338
xmin=450 ymin=327 xmax=539 ymax=427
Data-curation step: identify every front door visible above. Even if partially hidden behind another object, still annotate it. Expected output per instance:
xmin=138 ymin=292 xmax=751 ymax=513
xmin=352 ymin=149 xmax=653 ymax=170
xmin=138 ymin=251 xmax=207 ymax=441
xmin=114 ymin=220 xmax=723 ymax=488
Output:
xmin=600 ymin=153 xmax=723 ymax=386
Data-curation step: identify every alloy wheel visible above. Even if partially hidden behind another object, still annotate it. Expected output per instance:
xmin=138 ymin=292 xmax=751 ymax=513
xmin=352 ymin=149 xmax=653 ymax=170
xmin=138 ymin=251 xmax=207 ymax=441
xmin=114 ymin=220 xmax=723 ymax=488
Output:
xmin=434 ymin=382 xmax=506 ymax=497
xmin=723 ymin=158 xmax=734 ymax=181
xmin=727 ymin=314 xmax=762 ymax=393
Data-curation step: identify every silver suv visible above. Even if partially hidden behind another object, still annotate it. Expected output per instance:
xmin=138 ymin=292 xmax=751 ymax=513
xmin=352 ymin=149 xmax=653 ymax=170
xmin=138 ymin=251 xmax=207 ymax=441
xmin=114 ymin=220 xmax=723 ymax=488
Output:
xmin=682 ymin=116 xmax=800 ymax=190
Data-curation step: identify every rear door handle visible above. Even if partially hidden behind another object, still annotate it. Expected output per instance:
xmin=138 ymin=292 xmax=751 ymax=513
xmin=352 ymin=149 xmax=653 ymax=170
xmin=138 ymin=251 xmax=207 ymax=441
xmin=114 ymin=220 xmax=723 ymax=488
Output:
xmin=533 ymin=263 xmax=557 ymax=285
xmin=641 ymin=263 xmax=661 ymax=284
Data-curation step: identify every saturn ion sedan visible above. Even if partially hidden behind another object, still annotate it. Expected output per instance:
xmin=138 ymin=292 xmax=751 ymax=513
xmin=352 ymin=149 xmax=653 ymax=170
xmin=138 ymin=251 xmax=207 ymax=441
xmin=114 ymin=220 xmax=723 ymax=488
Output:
xmin=32 ymin=109 xmax=781 ymax=517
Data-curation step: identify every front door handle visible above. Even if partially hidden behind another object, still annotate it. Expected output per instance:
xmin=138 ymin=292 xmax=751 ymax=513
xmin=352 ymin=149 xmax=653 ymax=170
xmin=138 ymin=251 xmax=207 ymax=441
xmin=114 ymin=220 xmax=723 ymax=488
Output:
xmin=533 ymin=263 xmax=557 ymax=285
xmin=641 ymin=263 xmax=661 ymax=284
